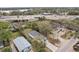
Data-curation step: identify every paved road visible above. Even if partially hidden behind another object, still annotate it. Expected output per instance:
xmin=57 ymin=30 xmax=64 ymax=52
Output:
xmin=56 ymin=37 xmax=77 ymax=52
xmin=0 ymin=15 xmax=78 ymax=21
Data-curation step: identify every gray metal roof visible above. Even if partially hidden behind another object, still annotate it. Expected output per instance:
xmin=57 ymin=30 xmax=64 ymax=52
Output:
xmin=28 ymin=30 xmax=47 ymax=41
xmin=29 ymin=31 xmax=40 ymax=37
xmin=13 ymin=36 xmax=31 ymax=52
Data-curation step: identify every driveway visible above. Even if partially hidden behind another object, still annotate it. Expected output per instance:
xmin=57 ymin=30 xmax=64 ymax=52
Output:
xmin=45 ymin=40 xmax=58 ymax=52
xmin=10 ymin=41 xmax=17 ymax=52
xmin=56 ymin=37 xmax=78 ymax=52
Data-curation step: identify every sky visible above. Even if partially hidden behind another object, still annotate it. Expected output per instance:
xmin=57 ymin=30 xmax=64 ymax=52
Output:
xmin=0 ymin=0 xmax=79 ymax=7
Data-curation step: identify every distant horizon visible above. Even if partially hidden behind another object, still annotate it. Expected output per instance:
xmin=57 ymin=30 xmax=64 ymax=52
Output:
xmin=0 ymin=7 xmax=79 ymax=10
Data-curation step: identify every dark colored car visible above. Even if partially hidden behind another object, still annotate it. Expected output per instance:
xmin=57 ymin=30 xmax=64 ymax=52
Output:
xmin=73 ymin=41 xmax=79 ymax=51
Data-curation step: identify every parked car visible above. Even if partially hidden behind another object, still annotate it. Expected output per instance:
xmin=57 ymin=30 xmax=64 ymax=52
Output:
xmin=73 ymin=41 xmax=79 ymax=51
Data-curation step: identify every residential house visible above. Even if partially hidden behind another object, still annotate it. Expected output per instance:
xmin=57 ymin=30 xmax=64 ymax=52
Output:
xmin=13 ymin=36 xmax=32 ymax=52
xmin=28 ymin=30 xmax=47 ymax=43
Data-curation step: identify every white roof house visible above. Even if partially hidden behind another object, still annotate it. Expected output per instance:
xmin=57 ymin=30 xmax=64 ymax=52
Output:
xmin=13 ymin=36 xmax=31 ymax=52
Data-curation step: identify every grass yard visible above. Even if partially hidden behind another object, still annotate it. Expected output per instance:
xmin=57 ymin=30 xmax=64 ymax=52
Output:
xmin=1 ymin=46 xmax=12 ymax=52
xmin=22 ymin=29 xmax=32 ymax=37
xmin=11 ymin=32 xmax=21 ymax=40
xmin=22 ymin=29 xmax=32 ymax=42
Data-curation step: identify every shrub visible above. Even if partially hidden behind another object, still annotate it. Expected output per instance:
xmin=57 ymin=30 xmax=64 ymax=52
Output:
xmin=2 ymin=46 xmax=12 ymax=52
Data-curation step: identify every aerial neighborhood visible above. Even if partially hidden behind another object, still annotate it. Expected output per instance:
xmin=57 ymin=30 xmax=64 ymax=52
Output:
xmin=0 ymin=7 xmax=79 ymax=52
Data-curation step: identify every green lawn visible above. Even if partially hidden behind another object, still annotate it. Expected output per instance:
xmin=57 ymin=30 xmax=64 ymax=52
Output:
xmin=1 ymin=46 xmax=12 ymax=52
xmin=11 ymin=32 xmax=21 ymax=39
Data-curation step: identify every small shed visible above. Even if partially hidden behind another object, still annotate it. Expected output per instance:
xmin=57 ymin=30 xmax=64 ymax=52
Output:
xmin=13 ymin=36 xmax=31 ymax=52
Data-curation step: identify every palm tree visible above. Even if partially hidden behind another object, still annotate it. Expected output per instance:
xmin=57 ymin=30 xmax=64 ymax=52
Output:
xmin=0 ymin=29 xmax=12 ymax=46
xmin=0 ymin=21 xmax=12 ymax=46
xmin=0 ymin=30 xmax=12 ymax=40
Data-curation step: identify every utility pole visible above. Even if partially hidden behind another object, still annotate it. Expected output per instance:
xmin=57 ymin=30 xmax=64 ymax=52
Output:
xmin=17 ymin=10 xmax=21 ymax=30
